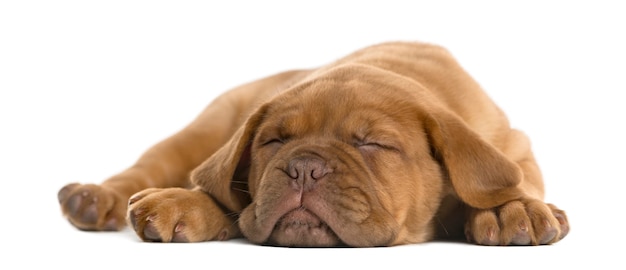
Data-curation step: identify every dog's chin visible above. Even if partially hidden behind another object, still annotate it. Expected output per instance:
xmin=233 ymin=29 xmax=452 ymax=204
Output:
xmin=267 ymin=208 xmax=343 ymax=247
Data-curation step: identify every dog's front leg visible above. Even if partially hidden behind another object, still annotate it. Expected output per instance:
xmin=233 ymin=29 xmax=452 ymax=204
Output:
xmin=127 ymin=187 xmax=239 ymax=242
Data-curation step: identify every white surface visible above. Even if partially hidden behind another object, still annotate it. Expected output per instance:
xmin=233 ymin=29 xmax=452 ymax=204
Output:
xmin=1 ymin=1 xmax=623 ymax=269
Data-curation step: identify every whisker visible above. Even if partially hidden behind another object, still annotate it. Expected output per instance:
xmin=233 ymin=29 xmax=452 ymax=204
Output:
xmin=436 ymin=217 xmax=449 ymax=236
xmin=230 ymin=181 xmax=249 ymax=185
xmin=232 ymin=187 xmax=250 ymax=194
xmin=225 ymin=212 xmax=239 ymax=218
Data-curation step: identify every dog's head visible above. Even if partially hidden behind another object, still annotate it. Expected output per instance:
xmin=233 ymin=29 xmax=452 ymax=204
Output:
xmin=192 ymin=64 xmax=523 ymax=247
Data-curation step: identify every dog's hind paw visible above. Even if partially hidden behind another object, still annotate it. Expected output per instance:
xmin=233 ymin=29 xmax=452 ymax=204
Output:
xmin=58 ymin=183 xmax=127 ymax=231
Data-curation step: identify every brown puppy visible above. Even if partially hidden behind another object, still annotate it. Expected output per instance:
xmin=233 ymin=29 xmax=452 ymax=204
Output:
xmin=58 ymin=42 xmax=569 ymax=247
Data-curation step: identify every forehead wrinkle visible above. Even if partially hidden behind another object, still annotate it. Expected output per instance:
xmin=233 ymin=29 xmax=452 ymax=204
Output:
xmin=256 ymin=103 xmax=299 ymax=138
xmin=269 ymin=97 xmax=413 ymax=144
xmin=264 ymin=102 xmax=319 ymax=139
xmin=266 ymin=74 xmax=420 ymax=141
xmin=346 ymin=107 xmax=406 ymax=142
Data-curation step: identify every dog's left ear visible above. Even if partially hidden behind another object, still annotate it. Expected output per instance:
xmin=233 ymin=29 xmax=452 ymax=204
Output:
xmin=190 ymin=104 xmax=269 ymax=212
xmin=424 ymin=109 xmax=524 ymax=209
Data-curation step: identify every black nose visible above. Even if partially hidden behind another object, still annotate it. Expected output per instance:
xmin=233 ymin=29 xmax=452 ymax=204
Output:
xmin=287 ymin=156 xmax=331 ymax=191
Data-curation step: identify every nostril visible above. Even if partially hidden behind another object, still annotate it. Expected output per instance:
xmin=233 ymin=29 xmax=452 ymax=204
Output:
xmin=288 ymin=165 xmax=299 ymax=179
xmin=288 ymin=158 xmax=304 ymax=180
xmin=310 ymin=166 xmax=328 ymax=180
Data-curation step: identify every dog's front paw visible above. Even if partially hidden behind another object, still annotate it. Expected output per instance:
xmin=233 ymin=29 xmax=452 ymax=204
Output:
xmin=127 ymin=188 xmax=237 ymax=243
xmin=58 ymin=183 xmax=127 ymax=231
xmin=465 ymin=199 xmax=569 ymax=246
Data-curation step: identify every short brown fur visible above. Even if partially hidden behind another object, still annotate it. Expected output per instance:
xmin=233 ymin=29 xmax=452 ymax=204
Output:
xmin=58 ymin=42 xmax=569 ymax=246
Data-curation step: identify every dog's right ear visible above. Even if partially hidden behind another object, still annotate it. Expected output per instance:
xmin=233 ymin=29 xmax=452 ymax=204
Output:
xmin=191 ymin=104 xmax=269 ymax=212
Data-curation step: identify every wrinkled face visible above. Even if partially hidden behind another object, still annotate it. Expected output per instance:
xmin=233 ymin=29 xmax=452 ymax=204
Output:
xmin=237 ymin=78 xmax=445 ymax=247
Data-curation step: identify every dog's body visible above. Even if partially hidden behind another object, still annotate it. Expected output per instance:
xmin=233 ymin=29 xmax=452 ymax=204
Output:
xmin=58 ymin=42 xmax=569 ymax=247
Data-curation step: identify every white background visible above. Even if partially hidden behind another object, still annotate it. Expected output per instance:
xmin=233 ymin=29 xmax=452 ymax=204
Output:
xmin=1 ymin=0 xmax=624 ymax=269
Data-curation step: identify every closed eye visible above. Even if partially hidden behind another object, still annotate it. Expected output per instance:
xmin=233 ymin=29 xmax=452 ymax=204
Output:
xmin=357 ymin=142 xmax=397 ymax=151
xmin=354 ymin=141 xmax=398 ymax=152
xmin=262 ymin=138 xmax=285 ymax=146
xmin=358 ymin=142 xmax=382 ymax=149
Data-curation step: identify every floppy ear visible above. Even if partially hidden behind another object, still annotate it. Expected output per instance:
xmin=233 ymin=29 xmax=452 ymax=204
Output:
xmin=190 ymin=104 xmax=268 ymax=212
xmin=424 ymin=110 xmax=524 ymax=209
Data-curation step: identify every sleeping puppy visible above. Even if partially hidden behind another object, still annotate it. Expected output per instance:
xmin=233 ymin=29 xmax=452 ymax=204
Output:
xmin=57 ymin=41 xmax=569 ymax=247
